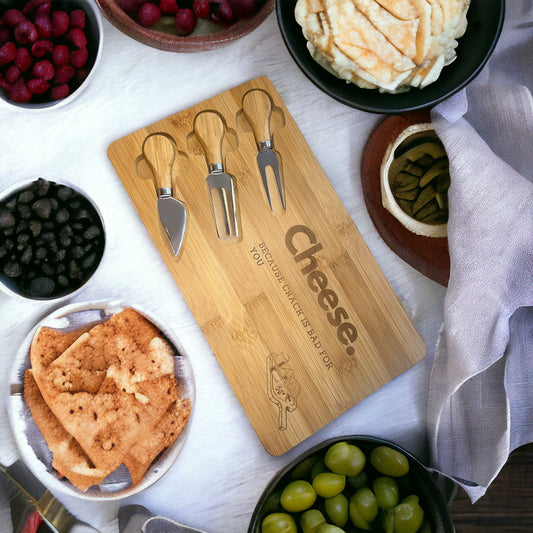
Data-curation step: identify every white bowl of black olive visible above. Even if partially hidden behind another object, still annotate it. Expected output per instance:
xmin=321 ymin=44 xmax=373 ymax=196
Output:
xmin=0 ymin=177 xmax=105 ymax=301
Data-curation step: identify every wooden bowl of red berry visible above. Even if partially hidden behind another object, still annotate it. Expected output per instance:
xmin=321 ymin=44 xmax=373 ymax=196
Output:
xmin=96 ymin=0 xmax=274 ymax=53
xmin=0 ymin=0 xmax=103 ymax=110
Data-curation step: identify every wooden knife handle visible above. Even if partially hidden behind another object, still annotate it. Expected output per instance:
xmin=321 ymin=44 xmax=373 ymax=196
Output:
xmin=142 ymin=132 xmax=176 ymax=191
xmin=242 ymin=89 xmax=272 ymax=143
xmin=193 ymin=111 xmax=225 ymax=167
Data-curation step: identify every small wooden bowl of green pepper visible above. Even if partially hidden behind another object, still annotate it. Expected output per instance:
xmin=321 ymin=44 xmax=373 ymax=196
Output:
xmin=248 ymin=436 xmax=454 ymax=533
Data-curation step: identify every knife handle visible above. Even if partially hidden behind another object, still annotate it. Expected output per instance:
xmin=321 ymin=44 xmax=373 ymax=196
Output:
xmin=194 ymin=111 xmax=225 ymax=167
xmin=142 ymin=132 xmax=176 ymax=191
xmin=242 ymin=89 xmax=272 ymax=144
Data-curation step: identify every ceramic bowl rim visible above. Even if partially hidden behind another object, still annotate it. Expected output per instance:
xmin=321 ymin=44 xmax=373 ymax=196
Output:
xmin=0 ymin=177 xmax=106 ymax=302
xmin=96 ymin=0 xmax=275 ymax=53
xmin=0 ymin=0 xmax=103 ymax=111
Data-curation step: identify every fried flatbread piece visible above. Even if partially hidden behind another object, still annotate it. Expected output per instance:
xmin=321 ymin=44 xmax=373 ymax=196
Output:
xmin=123 ymin=397 xmax=192 ymax=485
xmin=24 ymin=369 xmax=108 ymax=491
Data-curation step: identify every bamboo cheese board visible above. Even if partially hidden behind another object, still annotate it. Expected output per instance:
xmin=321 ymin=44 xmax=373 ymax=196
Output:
xmin=107 ymin=77 xmax=426 ymax=456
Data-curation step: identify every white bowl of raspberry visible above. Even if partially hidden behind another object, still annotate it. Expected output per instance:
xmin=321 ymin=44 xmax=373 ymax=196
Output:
xmin=96 ymin=0 xmax=274 ymax=53
xmin=0 ymin=0 xmax=103 ymax=110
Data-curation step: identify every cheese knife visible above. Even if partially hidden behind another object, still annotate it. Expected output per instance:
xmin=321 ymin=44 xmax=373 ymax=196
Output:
xmin=0 ymin=460 xmax=98 ymax=533
xmin=142 ymin=132 xmax=187 ymax=256
xmin=193 ymin=111 xmax=239 ymax=240
xmin=242 ymin=89 xmax=285 ymax=211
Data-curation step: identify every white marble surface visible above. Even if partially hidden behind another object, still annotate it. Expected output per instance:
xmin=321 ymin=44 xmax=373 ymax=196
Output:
xmin=0 ymin=9 xmax=449 ymax=533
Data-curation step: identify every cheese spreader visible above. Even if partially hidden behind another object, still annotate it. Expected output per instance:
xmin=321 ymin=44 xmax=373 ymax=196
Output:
xmin=242 ymin=89 xmax=285 ymax=211
xmin=193 ymin=111 xmax=239 ymax=240
xmin=142 ymin=132 xmax=187 ymax=256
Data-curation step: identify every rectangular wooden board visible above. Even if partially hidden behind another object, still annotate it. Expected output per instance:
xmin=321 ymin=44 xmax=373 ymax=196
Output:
xmin=107 ymin=77 xmax=426 ymax=455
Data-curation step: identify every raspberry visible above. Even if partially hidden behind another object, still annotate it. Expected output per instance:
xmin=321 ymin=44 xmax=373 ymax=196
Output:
xmin=116 ymin=0 xmax=142 ymax=17
xmin=0 ymin=28 xmax=11 ymax=46
xmin=22 ymin=0 xmax=51 ymax=16
xmin=32 ymin=59 xmax=54 ymax=80
xmin=175 ymin=8 xmax=196 ymax=36
xmin=5 ymin=65 xmax=21 ymax=83
xmin=36 ymin=2 xmax=52 ymax=16
xmin=34 ymin=13 xmax=52 ymax=39
xmin=54 ymin=64 xmax=75 ymax=84
xmin=15 ymin=46 xmax=32 ymax=71
xmin=14 ymin=20 xmax=38 ymax=44
xmin=0 ymin=42 xmax=17 ymax=65
xmin=0 ymin=73 xmax=9 ymax=90
xmin=31 ymin=39 xmax=53 ymax=57
xmin=70 ymin=9 xmax=86 ymax=29
xmin=52 ymin=44 xmax=70 ymax=67
xmin=228 ymin=0 xmax=259 ymax=18
xmin=76 ymin=67 xmax=89 ymax=83
xmin=9 ymin=77 xmax=32 ymax=102
xmin=138 ymin=3 xmax=161 ymax=26
xmin=160 ymin=0 xmax=178 ymax=14
xmin=66 ymin=28 xmax=87 ymax=48
xmin=51 ymin=10 xmax=69 ymax=38
xmin=50 ymin=82 xmax=69 ymax=100
xmin=27 ymin=77 xmax=49 ymax=94
xmin=0 ymin=9 xmax=26 ymax=28
xmin=193 ymin=0 xmax=211 ymax=19
xmin=71 ymin=46 xmax=88 ymax=69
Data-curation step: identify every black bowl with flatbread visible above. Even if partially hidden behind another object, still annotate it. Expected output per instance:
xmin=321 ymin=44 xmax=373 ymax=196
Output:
xmin=277 ymin=0 xmax=505 ymax=113
xmin=7 ymin=301 xmax=195 ymax=500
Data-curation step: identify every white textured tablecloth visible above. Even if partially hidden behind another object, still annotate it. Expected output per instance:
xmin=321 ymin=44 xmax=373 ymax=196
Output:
xmin=4 ymin=2 xmax=524 ymax=531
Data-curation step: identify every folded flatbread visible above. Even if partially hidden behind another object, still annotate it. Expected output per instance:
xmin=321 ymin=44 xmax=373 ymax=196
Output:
xmin=295 ymin=0 xmax=470 ymax=92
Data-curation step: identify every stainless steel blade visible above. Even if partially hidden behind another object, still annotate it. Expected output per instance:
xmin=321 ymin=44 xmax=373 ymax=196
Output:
xmin=157 ymin=195 xmax=187 ymax=256
xmin=0 ymin=461 xmax=99 ymax=533
xmin=256 ymin=146 xmax=285 ymax=211
xmin=206 ymin=166 xmax=238 ymax=240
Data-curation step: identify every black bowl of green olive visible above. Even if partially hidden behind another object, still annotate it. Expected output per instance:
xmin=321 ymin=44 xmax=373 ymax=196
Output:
xmin=0 ymin=178 xmax=105 ymax=301
xmin=248 ymin=436 xmax=454 ymax=533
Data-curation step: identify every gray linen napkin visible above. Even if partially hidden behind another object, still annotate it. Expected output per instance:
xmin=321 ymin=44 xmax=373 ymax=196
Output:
xmin=427 ymin=4 xmax=533 ymax=502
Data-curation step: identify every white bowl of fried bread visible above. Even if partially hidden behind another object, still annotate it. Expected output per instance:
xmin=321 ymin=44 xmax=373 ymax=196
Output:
xmin=7 ymin=300 xmax=194 ymax=500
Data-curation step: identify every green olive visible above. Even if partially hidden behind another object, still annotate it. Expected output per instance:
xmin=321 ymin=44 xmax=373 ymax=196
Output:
xmin=312 ymin=472 xmax=346 ymax=498
xmin=391 ymin=495 xmax=424 ymax=533
xmin=347 ymin=469 xmax=368 ymax=490
xmin=261 ymin=512 xmax=297 ymax=533
xmin=316 ymin=524 xmax=346 ymax=533
xmin=324 ymin=442 xmax=366 ymax=477
xmin=310 ymin=457 xmax=327 ymax=480
xmin=324 ymin=493 xmax=349 ymax=527
xmin=291 ymin=456 xmax=317 ymax=481
xmin=300 ymin=509 xmax=327 ymax=533
xmin=349 ymin=487 xmax=378 ymax=530
xmin=280 ymin=480 xmax=317 ymax=513
xmin=370 ymin=446 xmax=410 ymax=477
xmin=373 ymin=476 xmax=400 ymax=509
